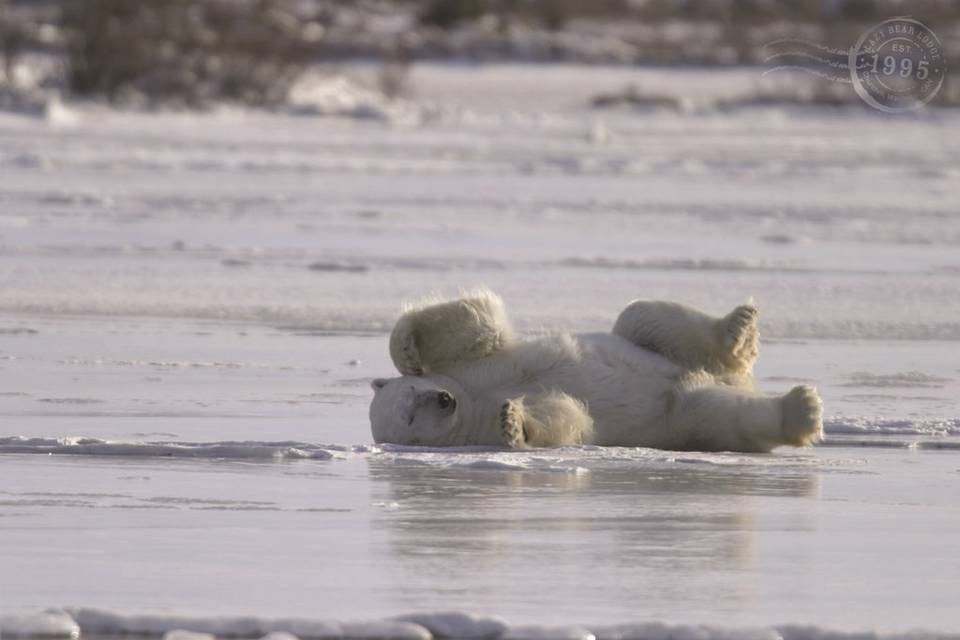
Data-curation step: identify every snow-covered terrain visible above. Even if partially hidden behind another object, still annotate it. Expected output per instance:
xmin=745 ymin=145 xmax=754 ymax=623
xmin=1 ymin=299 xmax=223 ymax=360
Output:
xmin=1 ymin=63 xmax=959 ymax=639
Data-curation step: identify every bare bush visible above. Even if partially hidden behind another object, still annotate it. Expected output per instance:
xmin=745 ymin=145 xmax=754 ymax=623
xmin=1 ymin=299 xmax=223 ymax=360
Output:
xmin=591 ymin=84 xmax=689 ymax=111
xmin=0 ymin=0 xmax=25 ymax=83
xmin=419 ymin=0 xmax=487 ymax=30
xmin=377 ymin=42 xmax=413 ymax=100
xmin=62 ymin=0 xmax=308 ymax=106
xmin=418 ymin=0 xmax=629 ymax=31
xmin=716 ymin=77 xmax=861 ymax=110
xmin=378 ymin=60 xmax=411 ymax=100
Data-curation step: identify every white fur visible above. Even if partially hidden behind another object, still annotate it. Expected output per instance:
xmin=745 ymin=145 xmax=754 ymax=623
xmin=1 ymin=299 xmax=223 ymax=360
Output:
xmin=389 ymin=287 xmax=513 ymax=375
xmin=612 ymin=299 xmax=759 ymax=384
xmin=370 ymin=292 xmax=823 ymax=453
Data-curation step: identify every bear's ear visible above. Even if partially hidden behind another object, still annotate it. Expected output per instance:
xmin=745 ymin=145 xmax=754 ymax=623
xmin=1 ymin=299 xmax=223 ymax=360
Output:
xmin=371 ymin=378 xmax=389 ymax=392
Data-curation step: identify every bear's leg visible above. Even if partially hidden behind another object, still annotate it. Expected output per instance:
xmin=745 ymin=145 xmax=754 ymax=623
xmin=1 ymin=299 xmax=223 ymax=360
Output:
xmin=612 ymin=299 xmax=759 ymax=377
xmin=780 ymin=385 xmax=825 ymax=447
xmin=668 ymin=383 xmax=822 ymax=452
xmin=389 ymin=288 xmax=513 ymax=375
xmin=499 ymin=391 xmax=594 ymax=448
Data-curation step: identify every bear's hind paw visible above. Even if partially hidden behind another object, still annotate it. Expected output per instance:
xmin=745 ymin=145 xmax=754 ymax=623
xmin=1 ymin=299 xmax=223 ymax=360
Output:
xmin=500 ymin=399 xmax=527 ymax=449
xmin=720 ymin=304 xmax=759 ymax=368
xmin=781 ymin=385 xmax=823 ymax=447
xmin=391 ymin=327 xmax=424 ymax=375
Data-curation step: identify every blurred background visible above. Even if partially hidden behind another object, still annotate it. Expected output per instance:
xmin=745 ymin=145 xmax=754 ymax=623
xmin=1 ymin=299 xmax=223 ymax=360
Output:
xmin=3 ymin=2 xmax=960 ymax=632
xmin=1 ymin=0 xmax=959 ymax=111
xmin=1 ymin=0 xmax=959 ymax=376
xmin=1 ymin=1 xmax=959 ymax=384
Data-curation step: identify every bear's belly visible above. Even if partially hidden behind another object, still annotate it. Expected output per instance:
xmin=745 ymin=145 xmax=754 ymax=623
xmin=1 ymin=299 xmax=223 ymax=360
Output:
xmin=533 ymin=333 xmax=685 ymax=447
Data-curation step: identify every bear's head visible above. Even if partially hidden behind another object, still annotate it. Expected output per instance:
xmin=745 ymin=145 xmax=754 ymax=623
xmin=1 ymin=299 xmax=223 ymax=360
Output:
xmin=369 ymin=374 xmax=471 ymax=446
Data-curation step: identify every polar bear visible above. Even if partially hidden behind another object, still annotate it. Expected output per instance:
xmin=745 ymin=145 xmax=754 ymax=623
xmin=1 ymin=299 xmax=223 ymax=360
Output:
xmin=369 ymin=289 xmax=822 ymax=453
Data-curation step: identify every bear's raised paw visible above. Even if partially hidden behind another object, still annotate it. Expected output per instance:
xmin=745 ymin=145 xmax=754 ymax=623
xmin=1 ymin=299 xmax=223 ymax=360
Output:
xmin=721 ymin=303 xmax=759 ymax=368
xmin=500 ymin=399 xmax=526 ymax=449
xmin=388 ymin=319 xmax=425 ymax=375
xmin=781 ymin=385 xmax=823 ymax=447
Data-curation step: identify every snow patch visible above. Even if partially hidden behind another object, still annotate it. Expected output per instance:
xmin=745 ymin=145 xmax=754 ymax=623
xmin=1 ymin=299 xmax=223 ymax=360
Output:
xmin=824 ymin=417 xmax=960 ymax=437
xmin=392 ymin=612 xmax=509 ymax=639
xmin=594 ymin=623 xmax=779 ymax=640
xmin=8 ymin=433 xmax=953 ymax=466
xmin=286 ymin=75 xmax=426 ymax=125
xmin=66 ymin=609 xmax=430 ymax=640
xmin=840 ymin=372 xmax=951 ymax=389
xmin=502 ymin=625 xmax=596 ymax=640
xmin=164 ymin=631 xmax=217 ymax=640
xmin=777 ymin=626 xmax=959 ymax=640
xmin=0 ymin=437 xmax=340 ymax=461
xmin=3 ymin=610 xmax=956 ymax=640
xmin=260 ymin=633 xmax=300 ymax=640
xmin=0 ymin=611 xmax=80 ymax=639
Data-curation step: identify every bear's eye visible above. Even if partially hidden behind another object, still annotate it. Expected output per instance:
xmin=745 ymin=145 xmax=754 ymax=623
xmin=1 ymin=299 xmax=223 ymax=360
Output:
xmin=437 ymin=391 xmax=454 ymax=410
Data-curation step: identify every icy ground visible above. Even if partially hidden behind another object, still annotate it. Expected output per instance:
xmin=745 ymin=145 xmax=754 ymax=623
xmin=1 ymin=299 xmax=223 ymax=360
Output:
xmin=1 ymin=64 xmax=959 ymax=638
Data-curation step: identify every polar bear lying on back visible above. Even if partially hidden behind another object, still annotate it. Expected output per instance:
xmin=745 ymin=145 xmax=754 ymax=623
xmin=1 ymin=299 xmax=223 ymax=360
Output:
xmin=369 ymin=289 xmax=822 ymax=453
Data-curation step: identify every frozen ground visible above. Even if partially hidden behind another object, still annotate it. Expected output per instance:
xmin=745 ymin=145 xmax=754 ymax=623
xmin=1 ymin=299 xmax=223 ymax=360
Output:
xmin=1 ymin=64 xmax=959 ymax=639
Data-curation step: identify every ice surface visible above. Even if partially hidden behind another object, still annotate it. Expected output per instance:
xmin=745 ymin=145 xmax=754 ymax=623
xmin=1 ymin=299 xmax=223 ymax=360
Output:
xmin=3 ymin=435 xmax=958 ymax=634
xmin=1 ymin=63 xmax=959 ymax=637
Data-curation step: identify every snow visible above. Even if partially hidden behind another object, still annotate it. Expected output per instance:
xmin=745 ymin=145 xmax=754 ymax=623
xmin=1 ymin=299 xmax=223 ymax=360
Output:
xmin=285 ymin=73 xmax=428 ymax=125
xmin=63 ymin=609 xmax=430 ymax=640
xmin=0 ymin=611 xmax=79 ymax=639
xmin=500 ymin=626 xmax=596 ymax=640
xmin=0 ymin=436 xmax=341 ymax=460
xmin=593 ymin=623 xmax=780 ymax=640
xmin=391 ymin=612 xmax=509 ymax=638
xmin=164 ymin=631 xmax=217 ymax=640
xmin=3 ymin=610 xmax=959 ymax=640
xmin=1 ymin=62 xmax=959 ymax=637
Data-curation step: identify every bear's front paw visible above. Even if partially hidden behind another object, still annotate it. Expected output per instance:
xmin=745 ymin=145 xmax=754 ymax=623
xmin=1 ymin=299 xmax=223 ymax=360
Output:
xmin=781 ymin=385 xmax=823 ymax=447
xmin=500 ymin=399 xmax=527 ymax=449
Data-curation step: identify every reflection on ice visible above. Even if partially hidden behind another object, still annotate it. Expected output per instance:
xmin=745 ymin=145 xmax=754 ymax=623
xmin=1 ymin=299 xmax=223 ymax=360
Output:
xmin=365 ymin=448 xmax=821 ymax=619
xmin=0 ymin=437 xmax=958 ymax=631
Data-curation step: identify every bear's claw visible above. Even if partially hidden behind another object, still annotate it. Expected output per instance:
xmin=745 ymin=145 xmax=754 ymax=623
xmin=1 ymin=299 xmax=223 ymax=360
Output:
xmin=500 ymin=400 xmax=526 ymax=448
xmin=782 ymin=385 xmax=823 ymax=447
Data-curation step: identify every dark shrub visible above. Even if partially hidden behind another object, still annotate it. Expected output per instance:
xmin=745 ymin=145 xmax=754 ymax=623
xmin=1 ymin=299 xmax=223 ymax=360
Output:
xmin=63 ymin=0 xmax=307 ymax=106
xmin=419 ymin=0 xmax=489 ymax=29
xmin=0 ymin=0 xmax=27 ymax=82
